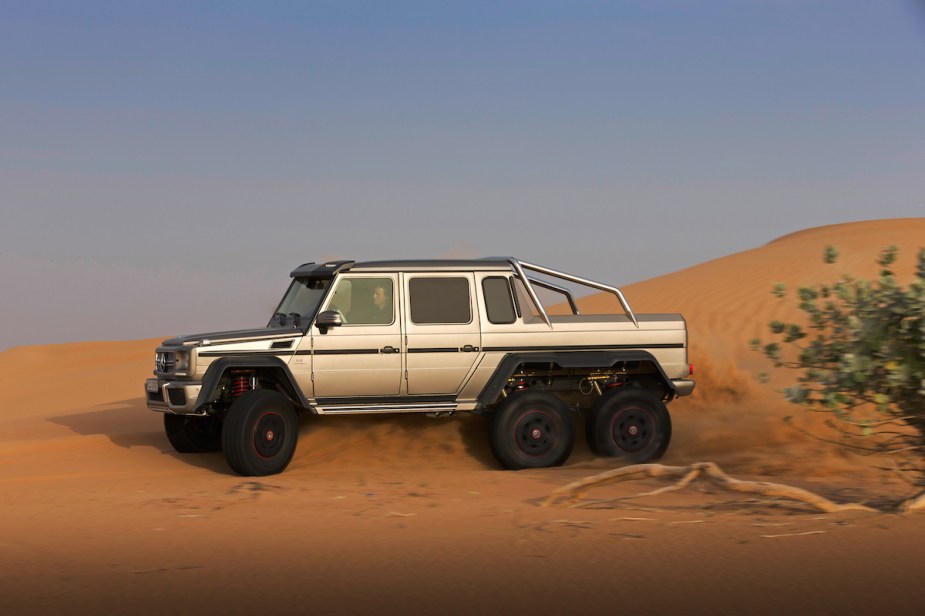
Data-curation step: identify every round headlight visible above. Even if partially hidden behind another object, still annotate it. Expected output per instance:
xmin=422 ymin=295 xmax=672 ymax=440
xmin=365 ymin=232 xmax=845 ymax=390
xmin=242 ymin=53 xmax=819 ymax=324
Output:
xmin=175 ymin=350 xmax=190 ymax=372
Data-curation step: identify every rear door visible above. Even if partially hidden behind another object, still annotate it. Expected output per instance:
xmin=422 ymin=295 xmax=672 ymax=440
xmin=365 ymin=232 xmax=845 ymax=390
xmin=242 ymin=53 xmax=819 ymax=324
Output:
xmin=403 ymin=273 xmax=481 ymax=395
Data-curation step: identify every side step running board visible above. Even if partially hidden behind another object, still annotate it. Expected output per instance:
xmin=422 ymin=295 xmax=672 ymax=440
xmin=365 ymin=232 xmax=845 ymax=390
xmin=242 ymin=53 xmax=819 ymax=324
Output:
xmin=316 ymin=401 xmax=458 ymax=415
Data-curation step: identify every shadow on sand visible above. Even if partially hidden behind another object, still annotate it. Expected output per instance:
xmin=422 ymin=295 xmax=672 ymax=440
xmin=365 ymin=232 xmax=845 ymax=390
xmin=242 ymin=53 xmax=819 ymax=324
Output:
xmin=46 ymin=398 xmax=232 ymax=474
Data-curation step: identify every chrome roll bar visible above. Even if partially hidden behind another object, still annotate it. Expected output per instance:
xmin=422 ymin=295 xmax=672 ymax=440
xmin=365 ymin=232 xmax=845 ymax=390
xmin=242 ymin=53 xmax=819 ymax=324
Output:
xmin=507 ymin=258 xmax=639 ymax=329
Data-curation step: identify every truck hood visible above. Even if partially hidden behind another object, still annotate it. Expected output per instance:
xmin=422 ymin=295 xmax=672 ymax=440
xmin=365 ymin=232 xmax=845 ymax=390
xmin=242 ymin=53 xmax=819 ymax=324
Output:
xmin=161 ymin=326 xmax=302 ymax=347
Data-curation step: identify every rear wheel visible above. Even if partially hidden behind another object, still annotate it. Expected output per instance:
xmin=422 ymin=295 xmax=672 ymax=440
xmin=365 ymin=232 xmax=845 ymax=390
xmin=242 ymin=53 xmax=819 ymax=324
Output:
xmin=222 ymin=389 xmax=299 ymax=476
xmin=163 ymin=414 xmax=222 ymax=453
xmin=588 ymin=389 xmax=671 ymax=462
xmin=490 ymin=391 xmax=575 ymax=470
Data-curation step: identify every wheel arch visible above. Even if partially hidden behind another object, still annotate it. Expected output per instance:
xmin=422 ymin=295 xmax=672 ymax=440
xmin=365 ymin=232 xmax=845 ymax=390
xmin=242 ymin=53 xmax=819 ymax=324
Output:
xmin=195 ymin=356 xmax=311 ymax=412
xmin=476 ymin=350 xmax=677 ymax=410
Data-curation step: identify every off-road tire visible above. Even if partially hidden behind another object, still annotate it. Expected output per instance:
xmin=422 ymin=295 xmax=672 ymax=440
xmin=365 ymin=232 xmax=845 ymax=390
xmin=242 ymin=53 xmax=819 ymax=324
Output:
xmin=588 ymin=389 xmax=671 ymax=462
xmin=490 ymin=391 xmax=575 ymax=470
xmin=164 ymin=414 xmax=222 ymax=453
xmin=222 ymin=389 xmax=299 ymax=476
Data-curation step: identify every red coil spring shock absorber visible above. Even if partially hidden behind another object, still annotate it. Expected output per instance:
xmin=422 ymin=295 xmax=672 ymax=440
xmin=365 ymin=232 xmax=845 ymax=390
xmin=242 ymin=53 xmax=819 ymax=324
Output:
xmin=231 ymin=373 xmax=251 ymax=398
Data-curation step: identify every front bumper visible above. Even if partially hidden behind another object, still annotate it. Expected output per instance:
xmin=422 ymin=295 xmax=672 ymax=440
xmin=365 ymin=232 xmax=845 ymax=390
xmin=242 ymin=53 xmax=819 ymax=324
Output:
xmin=145 ymin=378 xmax=203 ymax=414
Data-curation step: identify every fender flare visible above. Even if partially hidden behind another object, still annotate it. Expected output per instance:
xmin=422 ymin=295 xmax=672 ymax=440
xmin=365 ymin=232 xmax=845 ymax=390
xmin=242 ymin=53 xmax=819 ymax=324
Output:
xmin=194 ymin=356 xmax=311 ymax=411
xmin=476 ymin=350 xmax=676 ymax=409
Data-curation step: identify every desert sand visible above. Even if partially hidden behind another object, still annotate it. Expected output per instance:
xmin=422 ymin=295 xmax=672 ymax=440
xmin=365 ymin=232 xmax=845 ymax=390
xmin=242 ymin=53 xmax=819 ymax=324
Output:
xmin=1 ymin=219 xmax=924 ymax=615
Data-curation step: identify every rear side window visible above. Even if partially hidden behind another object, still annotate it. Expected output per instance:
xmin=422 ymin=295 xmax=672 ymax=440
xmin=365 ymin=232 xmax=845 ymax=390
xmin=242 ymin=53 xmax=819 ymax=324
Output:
xmin=409 ymin=277 xmax=471 ymax=324
xmin=482 ymin=277 xmax=516 ymax=324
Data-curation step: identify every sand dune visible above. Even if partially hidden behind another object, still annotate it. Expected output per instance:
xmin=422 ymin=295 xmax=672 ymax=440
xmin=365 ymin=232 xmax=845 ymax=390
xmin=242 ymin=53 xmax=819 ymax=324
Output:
xmin=1 ymin=218 xmax=923 ymax=615
xmin=605 ymin=218 xmax=925 ymax=477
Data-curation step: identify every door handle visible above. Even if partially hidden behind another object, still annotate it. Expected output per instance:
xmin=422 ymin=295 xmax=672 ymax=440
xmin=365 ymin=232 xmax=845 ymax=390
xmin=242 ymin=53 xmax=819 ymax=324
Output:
xmin=381 ymin=346 xmax=399 ymax=354
xmin=461 ymin=345 xmax=480 ymax=352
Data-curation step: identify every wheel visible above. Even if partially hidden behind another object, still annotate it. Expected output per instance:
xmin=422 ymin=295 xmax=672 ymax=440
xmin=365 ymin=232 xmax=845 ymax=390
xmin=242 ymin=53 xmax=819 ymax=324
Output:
xmin=490 ymin=391 xmax=575 ymax=470
xmin=589 ymin=389 xmax=671 ymax=462
xmin=222 ymin=389 xmax=299 ymax=476
xmin=163 ymin=414 xmax=222 ymax=453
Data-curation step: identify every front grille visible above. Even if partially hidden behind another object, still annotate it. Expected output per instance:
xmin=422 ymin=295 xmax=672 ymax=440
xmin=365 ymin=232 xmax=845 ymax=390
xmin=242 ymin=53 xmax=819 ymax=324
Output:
xmin=167 ymin=388 xmax=186 ymax=406
xmin=155 ymin=352 xmax=175 ymax=373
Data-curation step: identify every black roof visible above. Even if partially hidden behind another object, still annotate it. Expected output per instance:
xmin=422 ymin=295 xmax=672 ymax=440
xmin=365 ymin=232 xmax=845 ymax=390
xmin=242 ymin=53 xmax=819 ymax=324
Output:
xmin=352 ymin=258 xmax=513 ymax=271
xmin=291 ymin=258 xmax=514 ymax=277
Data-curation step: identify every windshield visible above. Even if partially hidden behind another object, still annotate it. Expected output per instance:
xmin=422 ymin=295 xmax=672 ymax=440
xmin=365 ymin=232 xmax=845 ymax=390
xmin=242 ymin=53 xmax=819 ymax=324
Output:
xmin=269 ymin=278 xmax=332 ymax=327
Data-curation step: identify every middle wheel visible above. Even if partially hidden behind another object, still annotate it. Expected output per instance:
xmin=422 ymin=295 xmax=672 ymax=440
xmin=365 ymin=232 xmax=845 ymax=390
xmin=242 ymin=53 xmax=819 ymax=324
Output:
xmin=490 ymin=391 xmax=575 ymax=470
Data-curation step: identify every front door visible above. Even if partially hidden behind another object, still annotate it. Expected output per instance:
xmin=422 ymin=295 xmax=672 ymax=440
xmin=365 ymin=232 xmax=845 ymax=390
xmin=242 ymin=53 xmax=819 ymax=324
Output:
xmin=311 ymin=274 xmax=402 ymax=398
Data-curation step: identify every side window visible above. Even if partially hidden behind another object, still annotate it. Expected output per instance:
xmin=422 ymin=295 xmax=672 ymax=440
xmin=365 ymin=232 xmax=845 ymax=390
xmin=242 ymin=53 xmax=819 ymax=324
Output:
xmin=329 ymin=277 xmax=394 ymax=325
xmin=482 ymin=277 xmax=516 ymax=324
xmin=409 ymin=277 xmax=471 ymax=324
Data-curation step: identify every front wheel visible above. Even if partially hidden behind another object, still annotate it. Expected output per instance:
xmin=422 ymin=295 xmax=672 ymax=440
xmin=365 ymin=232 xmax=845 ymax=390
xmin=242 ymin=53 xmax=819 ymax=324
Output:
xmin=588 ymin=389 xmax=671 ymax=463
xmin=222 ymin=389 xmax=299 ymax=476
xmin=164 ymin=414 xmax=222 ymax=453
xmin=490 ymin=391 xmax=575 ymax=470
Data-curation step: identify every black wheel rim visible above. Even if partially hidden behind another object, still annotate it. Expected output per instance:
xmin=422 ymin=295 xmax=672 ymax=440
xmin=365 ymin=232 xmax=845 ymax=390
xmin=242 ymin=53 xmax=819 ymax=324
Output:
xmin=253 ymin=411 xmax=286 ymax=459
xmin=610 ymin=407 xmax=653 ymax=453
xmin=514 ymin=410 xmax=557 ymax=456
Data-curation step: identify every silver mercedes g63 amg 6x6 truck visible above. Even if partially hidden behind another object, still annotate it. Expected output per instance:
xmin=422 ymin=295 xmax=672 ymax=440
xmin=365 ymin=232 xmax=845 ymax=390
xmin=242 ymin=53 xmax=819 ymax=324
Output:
xmin=146 ymin=258 xmax=694 ymax=475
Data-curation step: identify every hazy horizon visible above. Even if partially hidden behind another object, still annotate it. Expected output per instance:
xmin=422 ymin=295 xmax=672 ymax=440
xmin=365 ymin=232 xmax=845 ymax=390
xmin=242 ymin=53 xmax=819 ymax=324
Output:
xmin=2 ymin=1 xmax=924 ymax=350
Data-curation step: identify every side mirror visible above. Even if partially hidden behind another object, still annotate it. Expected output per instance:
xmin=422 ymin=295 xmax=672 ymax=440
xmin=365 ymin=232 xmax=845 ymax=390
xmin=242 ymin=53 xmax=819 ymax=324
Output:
xmin=315 ymin=310 xmax=343 ymax=333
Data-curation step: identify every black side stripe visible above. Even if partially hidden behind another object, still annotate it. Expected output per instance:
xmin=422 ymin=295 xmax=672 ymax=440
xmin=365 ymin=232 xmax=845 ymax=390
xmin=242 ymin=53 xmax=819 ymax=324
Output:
xmin=313 ymin=349 xmax=380 ymax=355
xmin=407 ymin=348 xmax=459 ymax=353
xmin=199 ymin=350 xmax=296 ymax=357
xmin=480 ymin=343 xmax=684 ymax=352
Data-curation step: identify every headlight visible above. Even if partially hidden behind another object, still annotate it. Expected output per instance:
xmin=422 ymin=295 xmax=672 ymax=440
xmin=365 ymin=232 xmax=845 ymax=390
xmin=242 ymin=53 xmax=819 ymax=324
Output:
xmin=175 ymin=350 xmax=190 ymax=372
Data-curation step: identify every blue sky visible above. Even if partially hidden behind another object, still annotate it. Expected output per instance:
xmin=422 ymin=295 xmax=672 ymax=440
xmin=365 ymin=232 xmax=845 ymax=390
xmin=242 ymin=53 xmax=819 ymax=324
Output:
xmin=1 ymin=1 xmax=924 ymax=349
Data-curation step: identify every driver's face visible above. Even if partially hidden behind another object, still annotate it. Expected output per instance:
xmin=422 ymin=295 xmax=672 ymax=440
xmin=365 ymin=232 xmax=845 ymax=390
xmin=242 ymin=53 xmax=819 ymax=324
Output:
xmin=373 ymin=287 xmax=386 ymax=308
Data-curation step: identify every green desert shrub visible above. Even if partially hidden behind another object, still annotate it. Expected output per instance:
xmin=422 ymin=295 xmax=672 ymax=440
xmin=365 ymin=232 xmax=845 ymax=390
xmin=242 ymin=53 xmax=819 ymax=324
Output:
xmin=754 ymin=244 xmax=925 ymax=483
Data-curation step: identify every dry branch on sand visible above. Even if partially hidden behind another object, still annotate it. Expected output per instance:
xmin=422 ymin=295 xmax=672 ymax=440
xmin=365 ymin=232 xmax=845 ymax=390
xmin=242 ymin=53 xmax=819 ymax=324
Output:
xmin=545 ymin=462 xmax=925 ymax=514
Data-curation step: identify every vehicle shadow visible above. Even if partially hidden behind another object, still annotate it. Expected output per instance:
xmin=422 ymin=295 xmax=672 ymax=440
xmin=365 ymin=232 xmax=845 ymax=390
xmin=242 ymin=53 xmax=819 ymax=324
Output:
xmin=46 ymin=398 xmax=233 ymax=475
